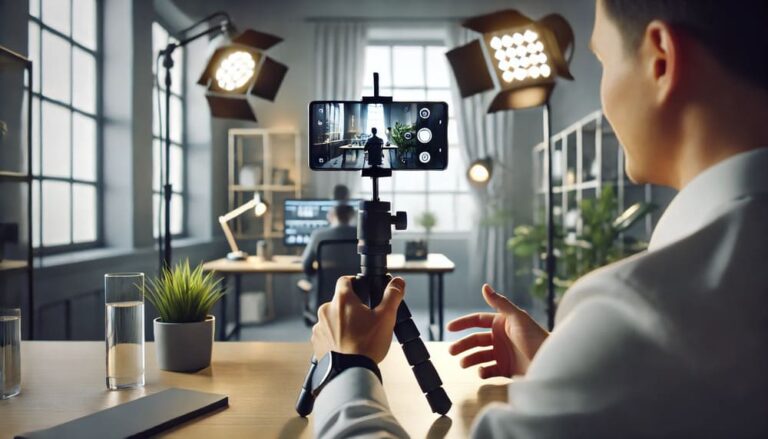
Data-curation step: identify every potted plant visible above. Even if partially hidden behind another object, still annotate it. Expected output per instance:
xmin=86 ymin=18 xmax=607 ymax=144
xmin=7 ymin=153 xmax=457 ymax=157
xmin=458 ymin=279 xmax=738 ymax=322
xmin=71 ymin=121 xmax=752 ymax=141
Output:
xmin=147 ymin=260 xmax=224 ymax=372
xmin=391 ymin=121 xmax=418 ymax=164
xmin=508 ymin=185 xmax=655 ymax=301
xmin=417 ymin=211 xmax=437 ymax=243
xmin=406 ymin=211 xmax=437 ymax=261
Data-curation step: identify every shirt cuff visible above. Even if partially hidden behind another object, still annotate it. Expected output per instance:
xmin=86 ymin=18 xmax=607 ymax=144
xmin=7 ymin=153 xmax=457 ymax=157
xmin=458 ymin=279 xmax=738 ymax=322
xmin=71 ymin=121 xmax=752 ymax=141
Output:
xmin=314 ymin=367 xmax=389 ymax=423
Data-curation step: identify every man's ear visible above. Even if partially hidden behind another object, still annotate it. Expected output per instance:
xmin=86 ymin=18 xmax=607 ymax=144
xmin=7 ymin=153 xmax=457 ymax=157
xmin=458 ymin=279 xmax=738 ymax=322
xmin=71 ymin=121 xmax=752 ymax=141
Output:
xmin=642 ymin=20 xmax=682 ymax=104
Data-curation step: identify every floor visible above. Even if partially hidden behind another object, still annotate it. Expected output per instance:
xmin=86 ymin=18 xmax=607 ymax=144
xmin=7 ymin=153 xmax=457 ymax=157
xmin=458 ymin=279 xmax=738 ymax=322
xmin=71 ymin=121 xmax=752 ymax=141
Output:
xmin=238 ymin=307 xmax=490 ymax=343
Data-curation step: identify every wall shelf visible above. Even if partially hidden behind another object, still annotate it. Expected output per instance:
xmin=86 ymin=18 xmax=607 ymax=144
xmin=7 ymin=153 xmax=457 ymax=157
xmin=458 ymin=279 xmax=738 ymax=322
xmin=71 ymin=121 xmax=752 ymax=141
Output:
xmin=229 ymin=184 xmax=298 ymax=193
xmin=0 ymin=260 xmax=28 ymax=272
xmin=0 ymin=170 xmax=31 ymax=183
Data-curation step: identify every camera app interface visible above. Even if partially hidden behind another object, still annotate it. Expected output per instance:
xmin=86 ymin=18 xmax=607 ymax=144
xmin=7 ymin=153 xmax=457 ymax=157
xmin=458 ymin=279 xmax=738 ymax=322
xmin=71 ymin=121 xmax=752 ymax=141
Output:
xmin=310 ymin=101 xmax=448 ymax=170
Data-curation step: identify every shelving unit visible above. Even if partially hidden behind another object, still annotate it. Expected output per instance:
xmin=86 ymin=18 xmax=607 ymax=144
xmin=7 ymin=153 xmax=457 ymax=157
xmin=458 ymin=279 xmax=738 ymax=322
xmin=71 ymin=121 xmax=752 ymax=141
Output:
xmin=533 ymin=110 xmax=675 ymax=254
xmin=227 ymin=128 xmax=304 ymax=242
xmin=225 ymin=128 xmax=304 ymax=323
xmin=0 ymin=45 xmax=34 ymax=339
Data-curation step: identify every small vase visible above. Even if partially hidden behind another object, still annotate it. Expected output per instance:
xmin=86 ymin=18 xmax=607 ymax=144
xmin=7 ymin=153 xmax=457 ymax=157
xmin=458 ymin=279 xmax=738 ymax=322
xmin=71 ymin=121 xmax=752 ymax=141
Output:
xmin=153 ymin=315 xmax=215 ymax=372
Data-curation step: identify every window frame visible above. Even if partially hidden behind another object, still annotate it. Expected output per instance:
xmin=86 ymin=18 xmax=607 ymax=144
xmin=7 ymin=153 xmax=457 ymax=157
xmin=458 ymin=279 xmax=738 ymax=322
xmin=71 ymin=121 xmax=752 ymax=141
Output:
xmin=151 ymin=21 xmax=188 ymax=239
xmin=360 ymin=40 xmax=473 ymax=235
xmin=28 ymin=0 xmax=104 ymax=255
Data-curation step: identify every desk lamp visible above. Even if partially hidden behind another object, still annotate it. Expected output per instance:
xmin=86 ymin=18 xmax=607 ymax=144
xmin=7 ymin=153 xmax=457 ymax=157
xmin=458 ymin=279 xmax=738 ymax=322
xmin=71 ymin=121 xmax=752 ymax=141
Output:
xmin=447 ymin=10 xmax=574 ymax=329
xmin=218 ymin=193 xmax=269 ymax=260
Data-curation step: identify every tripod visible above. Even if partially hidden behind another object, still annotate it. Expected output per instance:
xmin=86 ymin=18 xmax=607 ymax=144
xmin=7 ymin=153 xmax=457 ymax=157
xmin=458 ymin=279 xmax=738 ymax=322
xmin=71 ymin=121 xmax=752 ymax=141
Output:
xmin=295 ymin=75 xmax=452 ymax=417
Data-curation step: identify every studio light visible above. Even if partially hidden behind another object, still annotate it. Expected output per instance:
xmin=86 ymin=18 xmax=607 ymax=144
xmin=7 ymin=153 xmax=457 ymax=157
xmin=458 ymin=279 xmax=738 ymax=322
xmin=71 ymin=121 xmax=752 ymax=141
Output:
xmin=467 ymin=158 xmax=493 ymax=186
xmin=215 ymin=51 xmax=256 ymax=91
xmin=156 ymin=11 xmax=288 ymax=271
xmin=197 ymin=29 xmax=289 ymax=121
xmin=447 ymin=9 xmax=575 ymax=330
xmin=446 ymin=10 xmax=574 ymax=112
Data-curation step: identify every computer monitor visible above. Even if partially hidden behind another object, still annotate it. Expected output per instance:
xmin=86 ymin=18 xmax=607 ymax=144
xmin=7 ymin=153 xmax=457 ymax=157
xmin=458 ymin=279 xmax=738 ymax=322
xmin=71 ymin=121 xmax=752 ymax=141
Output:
xmin=283 ymin=199 xmax=357 ymax=247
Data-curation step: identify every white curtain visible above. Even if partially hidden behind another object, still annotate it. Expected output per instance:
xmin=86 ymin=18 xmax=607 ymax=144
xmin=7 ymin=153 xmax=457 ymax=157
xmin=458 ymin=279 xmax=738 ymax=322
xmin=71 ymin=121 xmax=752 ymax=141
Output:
xmin=447 ymin=24 xmax=518 ymax=300
xmin=311 ymin=22 xmax=368 ymax=196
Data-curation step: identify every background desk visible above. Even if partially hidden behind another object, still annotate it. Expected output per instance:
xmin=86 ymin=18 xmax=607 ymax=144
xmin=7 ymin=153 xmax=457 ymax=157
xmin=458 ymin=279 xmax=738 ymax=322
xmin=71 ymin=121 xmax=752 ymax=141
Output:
xmin=337 ymin=144 xmax=400 ymax=167
xmin=0 ymin=342 xmax=508 ymax=438
xmin=202 ymin=253 xmax=455 ymax=341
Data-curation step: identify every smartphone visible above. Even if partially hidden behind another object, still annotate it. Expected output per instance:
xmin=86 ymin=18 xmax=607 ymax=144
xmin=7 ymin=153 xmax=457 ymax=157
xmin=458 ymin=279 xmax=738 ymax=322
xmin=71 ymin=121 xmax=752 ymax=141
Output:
xmin=309 ymin=100 xmax=448 ymax=170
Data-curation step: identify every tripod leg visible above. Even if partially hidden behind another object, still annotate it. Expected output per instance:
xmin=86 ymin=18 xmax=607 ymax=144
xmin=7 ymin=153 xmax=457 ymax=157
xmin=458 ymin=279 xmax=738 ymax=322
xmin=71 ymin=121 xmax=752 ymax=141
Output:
xmin=394 ymin=300 xmax=452 ymax=415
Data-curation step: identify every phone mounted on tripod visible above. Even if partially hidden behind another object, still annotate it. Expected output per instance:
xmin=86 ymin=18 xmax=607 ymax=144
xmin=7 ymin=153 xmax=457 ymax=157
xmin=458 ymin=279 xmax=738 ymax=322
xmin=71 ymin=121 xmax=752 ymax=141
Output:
xmin=295 ymin=73 xmax=452 ymax=417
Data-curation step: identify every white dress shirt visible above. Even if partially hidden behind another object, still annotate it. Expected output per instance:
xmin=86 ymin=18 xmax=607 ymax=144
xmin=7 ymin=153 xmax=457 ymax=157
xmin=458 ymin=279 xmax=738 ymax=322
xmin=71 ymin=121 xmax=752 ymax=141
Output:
xmin=314 ymin=148 xmax=768 ymax=438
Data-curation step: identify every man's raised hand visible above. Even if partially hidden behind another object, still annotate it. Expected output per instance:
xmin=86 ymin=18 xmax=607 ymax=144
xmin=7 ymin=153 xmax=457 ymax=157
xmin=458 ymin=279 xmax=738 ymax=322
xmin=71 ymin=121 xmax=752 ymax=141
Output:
xmin=447 ymin=284 xmax=549 ymax=378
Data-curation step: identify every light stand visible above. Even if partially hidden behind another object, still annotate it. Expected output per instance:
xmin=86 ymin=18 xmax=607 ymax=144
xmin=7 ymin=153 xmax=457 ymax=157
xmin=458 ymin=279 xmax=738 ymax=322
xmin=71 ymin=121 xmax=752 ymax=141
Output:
xmin=543 ymin=103 xmax=555 ymax=330
xmin=295 ymin=74 xmax=452 ymax=417
xmin=445 ymin=10 xmax=575 ymax=331
xmin=158 ymin=12 xmax=233 ymax=270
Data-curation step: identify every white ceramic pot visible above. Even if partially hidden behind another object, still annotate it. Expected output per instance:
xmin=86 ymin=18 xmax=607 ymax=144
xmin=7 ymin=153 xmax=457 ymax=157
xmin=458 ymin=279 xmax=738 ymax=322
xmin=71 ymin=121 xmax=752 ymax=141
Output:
xmin=153 ymin=315 xmax=215 ymax=372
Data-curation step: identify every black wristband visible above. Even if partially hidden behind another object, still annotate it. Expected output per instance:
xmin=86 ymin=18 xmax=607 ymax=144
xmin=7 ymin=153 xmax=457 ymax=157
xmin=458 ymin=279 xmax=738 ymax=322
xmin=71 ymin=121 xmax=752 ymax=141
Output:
xmin=337 ymin=353 xmax=383 ymax=384
xmin=311 ymin=351 xmax=383 ymax=398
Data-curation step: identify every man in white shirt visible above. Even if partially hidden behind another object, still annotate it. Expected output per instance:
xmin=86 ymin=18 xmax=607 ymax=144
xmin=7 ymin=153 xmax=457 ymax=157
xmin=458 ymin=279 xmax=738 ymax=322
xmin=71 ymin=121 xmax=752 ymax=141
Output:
xmin=308 ymin=0 xmax=768 ymax=437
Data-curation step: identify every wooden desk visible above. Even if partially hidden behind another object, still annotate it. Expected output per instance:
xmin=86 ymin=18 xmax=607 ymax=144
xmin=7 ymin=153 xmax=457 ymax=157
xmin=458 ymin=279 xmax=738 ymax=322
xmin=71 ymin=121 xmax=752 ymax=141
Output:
xmin=0 ymin=342 xmax=508 ymax=438
xmin=202 ymin=254 xmax=455 ymax=341
xmin=336 ymin=144 xmax=399 ymax=167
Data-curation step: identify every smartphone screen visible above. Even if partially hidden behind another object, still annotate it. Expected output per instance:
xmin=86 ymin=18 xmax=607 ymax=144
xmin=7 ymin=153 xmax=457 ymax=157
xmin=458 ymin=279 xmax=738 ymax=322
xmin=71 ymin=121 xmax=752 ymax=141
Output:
xmin=309 ymin=101 xmax=448 ymax=170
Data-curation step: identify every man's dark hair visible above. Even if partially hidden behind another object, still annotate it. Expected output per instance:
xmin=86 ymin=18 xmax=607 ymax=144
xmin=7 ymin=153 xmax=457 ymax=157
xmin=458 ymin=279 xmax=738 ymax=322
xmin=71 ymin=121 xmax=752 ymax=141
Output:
xmin=333 ymin=184 xmax=350 ymax=201
xmin=334 ymin=204 xmax=354 ymax=224
xmin=601 ymin=0 xmax=768 ymax=91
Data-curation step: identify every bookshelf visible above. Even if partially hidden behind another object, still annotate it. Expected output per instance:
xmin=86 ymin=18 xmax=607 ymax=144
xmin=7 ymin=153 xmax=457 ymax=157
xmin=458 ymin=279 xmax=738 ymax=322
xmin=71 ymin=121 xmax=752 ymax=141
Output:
xmin=0 ymin=45 xmax=34 ymax=338
xmin=227 ymin=128 xmax=304 ymax=241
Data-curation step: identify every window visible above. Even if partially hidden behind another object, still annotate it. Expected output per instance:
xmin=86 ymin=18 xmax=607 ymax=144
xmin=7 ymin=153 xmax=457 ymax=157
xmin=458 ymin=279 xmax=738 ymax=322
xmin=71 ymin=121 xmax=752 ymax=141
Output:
xmin=28 ymin=0 xmax=100 ymax=251
xmin=361 ymin=44 xmax=474 ymax=232
xmin=152 ymin=23 xmax=185 ymax=237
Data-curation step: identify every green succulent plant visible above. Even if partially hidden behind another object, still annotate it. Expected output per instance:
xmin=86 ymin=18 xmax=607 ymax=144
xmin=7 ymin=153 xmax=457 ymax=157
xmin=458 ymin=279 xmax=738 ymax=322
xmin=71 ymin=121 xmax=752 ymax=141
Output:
xmin=146 ymin=260 xmax=224 ymax=323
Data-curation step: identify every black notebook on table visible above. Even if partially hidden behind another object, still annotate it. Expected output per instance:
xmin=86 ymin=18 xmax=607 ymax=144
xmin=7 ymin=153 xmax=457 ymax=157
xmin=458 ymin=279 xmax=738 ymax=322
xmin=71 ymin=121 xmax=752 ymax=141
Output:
xmin=15 ymin=388 xmax=228 ymax=439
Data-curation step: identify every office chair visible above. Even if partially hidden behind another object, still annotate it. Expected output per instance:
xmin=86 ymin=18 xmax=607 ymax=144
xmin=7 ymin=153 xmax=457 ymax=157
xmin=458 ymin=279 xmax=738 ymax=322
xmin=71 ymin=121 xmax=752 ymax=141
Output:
xmin=300 ymin=239 xmax=358 ymax=326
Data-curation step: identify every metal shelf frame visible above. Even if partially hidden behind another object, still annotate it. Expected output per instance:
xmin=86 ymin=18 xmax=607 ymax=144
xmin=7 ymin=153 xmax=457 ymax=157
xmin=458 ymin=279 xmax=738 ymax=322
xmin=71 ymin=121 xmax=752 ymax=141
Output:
xmin=532 ymin=110 xmax=671 ymax=265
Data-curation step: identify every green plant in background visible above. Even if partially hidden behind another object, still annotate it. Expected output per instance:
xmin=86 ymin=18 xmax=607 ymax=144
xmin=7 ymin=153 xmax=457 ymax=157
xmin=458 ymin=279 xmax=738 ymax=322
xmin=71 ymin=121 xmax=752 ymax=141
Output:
xmin=416 ymin=211 xmax=437 ymax=241
xmin=146 ymin=260 xmax=224 ymax=323
xmin=390 ymin=121 xmax=418 ymax=154
xmin=508 ymin=185 xmax=655 ymax=300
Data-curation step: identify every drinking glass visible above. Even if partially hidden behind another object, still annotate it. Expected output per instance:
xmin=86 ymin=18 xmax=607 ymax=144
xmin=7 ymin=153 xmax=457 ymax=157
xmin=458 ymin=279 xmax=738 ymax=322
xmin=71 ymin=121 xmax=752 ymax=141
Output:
xmin=0 ymin=308 xmax=21 ymax=399
xmin=105 ymin=273 xmax=145 ymax=390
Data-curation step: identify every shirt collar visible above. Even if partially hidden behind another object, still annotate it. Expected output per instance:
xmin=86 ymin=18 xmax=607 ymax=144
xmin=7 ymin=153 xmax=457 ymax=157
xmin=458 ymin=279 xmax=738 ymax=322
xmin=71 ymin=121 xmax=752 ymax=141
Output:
xmin=648 ymin=147 xmax=768 ymax=251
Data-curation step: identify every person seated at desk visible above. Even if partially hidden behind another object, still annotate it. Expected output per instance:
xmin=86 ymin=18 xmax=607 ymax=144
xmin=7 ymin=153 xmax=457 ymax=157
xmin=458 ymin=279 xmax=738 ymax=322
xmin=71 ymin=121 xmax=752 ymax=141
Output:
xmin=299 ymin=202 xmax=357 ymax=321
xmin=307 ymin=1 xmax=768 ymax=437
xmin=364 ymin=127 xmax=384 ymax=167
